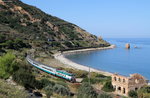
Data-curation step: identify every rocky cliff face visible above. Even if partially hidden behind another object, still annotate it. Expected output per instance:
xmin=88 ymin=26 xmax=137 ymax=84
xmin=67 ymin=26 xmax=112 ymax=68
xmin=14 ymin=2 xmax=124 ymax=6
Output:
xmin=0 ymin=0 xmax=110 ymax=52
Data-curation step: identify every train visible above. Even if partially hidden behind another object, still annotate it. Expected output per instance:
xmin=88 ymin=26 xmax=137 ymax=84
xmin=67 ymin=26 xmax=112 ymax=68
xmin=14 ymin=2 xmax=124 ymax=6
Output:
xmin=26 ymin=56 xmax=76 ymax=82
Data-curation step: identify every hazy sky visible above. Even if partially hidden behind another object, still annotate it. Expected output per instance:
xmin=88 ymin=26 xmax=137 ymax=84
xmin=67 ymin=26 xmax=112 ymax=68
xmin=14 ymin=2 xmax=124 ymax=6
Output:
xmin=21 ymin=0 xmax=150 ymax=38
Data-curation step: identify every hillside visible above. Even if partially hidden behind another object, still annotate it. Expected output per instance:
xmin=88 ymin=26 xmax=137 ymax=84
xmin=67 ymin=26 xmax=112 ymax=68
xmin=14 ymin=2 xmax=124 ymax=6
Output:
xmin=0 ymin=0 xmax=110 ymax=54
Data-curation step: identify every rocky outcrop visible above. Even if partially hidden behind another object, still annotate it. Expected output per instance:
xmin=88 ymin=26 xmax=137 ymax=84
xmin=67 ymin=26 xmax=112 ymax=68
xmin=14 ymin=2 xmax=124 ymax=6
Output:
xmin=125 ymin=43 xmax=130 ymax=49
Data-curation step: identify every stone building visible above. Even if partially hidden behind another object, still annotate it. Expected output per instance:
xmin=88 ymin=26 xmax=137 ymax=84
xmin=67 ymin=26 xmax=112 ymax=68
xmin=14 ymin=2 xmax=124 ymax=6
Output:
xmin=112 ymin=73 xmax=148 ymax=96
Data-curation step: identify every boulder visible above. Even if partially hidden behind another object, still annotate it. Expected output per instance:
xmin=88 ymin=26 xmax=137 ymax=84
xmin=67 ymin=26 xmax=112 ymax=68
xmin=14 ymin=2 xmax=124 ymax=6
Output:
xmin=125 ymin=43 xmax=130 ymax=49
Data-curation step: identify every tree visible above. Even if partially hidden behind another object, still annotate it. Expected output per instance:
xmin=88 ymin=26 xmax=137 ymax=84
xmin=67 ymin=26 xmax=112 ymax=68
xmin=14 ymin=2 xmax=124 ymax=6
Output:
xmin=13 ymin=38 xmax=27 ymax=49
xmin=0 ymin=52 xmax=17 ymax=79
xmin=77 ymin=82 xmax=97 ymax=98
xmin=97 ymin=93 xmax=112 ymax=98
xmin=53 ymin=84 xmax=70 ymax=96
xmin=102 ymin=81 xmax=114 ymax=92
xmin=138 ymin=86 xmax=150 ymax=98
xmin=12 ymin=68 xmax=43 ymax=89
xmin=128 ymin=90 xmax=138 ymax=98
xmin=4 ymin=40 xmax=14 ymax=49
xmin=40 ymin=78 xmax=55 ymax=88
xmin=44 ymin=85 xmax=53 ymax=98
xmin=0 ymin=34 xmax=6 ymax=43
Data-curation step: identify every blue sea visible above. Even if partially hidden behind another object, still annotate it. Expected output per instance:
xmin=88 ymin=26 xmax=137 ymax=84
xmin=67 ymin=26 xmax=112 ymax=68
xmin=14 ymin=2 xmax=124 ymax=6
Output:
xmin=65 ymin=38 xmax=150 ymax=80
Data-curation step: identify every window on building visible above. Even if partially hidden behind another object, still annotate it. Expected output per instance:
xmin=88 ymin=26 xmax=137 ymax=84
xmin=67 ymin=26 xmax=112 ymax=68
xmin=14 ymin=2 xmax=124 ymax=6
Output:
xmin=113 ymin=85 xmax=116 ymax=90
xmin=135 ymin=88 xmax=138 ymax=91
xmin=123 ymin=79 xmax=126 ymax=82
xmin=123 ymin=88 xmax=126 ymax=94
xmin=118 ymin=87 xmax=121 ymax=92
xmin=114 ymin=77 xmax=117 ymax=81
xmin=118 ymin=78 xmax=121 ymax=82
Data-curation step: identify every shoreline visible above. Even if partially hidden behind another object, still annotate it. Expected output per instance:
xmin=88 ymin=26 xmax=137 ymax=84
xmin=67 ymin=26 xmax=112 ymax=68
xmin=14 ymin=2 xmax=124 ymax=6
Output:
xmin=54 ymin=45 xmax=115 ymax=76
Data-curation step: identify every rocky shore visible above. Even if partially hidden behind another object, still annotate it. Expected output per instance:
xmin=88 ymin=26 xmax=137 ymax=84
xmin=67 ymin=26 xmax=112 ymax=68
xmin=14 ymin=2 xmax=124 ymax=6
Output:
xmin=54 ymin=45 xmax=115 ymax=76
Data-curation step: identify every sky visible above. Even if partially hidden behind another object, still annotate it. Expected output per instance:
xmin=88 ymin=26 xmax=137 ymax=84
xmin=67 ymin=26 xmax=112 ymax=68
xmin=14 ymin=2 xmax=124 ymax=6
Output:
xmin=21 ymin=0 xmax=150 ymax=38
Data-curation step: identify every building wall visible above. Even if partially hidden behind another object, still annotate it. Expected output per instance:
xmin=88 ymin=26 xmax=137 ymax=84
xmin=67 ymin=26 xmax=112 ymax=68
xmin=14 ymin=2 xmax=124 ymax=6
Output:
xmin=112 ymin=73 xmax=147 ymax=96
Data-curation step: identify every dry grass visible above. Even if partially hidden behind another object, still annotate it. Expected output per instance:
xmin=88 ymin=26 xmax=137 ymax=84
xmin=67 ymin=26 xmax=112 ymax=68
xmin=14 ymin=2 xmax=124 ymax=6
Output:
xmin=35 ymin=57 xmax=68 ymax=68
xmin=0 ymin=79 xmax=29 ymax=98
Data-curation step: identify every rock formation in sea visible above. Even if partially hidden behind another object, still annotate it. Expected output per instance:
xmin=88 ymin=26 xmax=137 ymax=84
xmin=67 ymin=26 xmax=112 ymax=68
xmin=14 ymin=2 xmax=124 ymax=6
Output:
xmin=125 ymin=43 xmax=130 ymax=49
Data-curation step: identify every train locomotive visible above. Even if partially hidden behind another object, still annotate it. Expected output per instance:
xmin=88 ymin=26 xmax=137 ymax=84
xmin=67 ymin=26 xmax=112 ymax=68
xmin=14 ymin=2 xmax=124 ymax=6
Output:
xmin=26 ymin=56 xmax=76 ymax=82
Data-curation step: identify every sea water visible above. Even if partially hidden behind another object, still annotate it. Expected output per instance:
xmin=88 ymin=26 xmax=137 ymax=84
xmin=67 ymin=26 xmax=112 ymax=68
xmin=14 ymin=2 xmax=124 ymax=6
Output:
xmin=65 ymin=38 xmax=150 ymax=80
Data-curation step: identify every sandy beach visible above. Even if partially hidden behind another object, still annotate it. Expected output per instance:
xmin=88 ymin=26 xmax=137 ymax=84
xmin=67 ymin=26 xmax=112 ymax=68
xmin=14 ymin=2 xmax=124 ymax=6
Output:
xmin=54 ymin=45 xmax=115 ymax=76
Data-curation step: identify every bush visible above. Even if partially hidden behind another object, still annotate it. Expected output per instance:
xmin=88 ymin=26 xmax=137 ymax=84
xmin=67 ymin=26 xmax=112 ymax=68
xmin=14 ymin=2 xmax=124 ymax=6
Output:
xmin=61 ymin=68 xmax=88 ymax=78
xmin=82 ymin=73 xmax=110 ymax=84
xmin=102 ymin=81 xmax=114 ymax=92
xmin=0 ymin=52 xmax=18 ymax=79
xmin=138 ymin=86 xmax=150 ymax=98
xmin=53 ymin=84 xmax=70 ymax=96
xmin=12 ymin=68 xmax=43 ymax=89
xmin=97 ymin=93 xmax=112 ymax=98
xmin=0 ymin=34 xmax=6 ymax=43
xmin=1 ymin=38 xmax=30 ymax=50
xmin=51 ymin=42 xmax=61 ymax=47
xmin=73 ymin=70 xmax=88 ymax=78
xmin=0 ymin=79 xmax=29 ymax=98
xmin=44 ymin=85 xmax=53 ymax=98
xmin=82 ymin=77 xmax=103 ymax=84
xmin=77 ymin=82 xmax=97 ymax=98
xmin=56 ymin=81 xmax=67 ymax=87
xmin=128 ymin=90 xmax=138 ymax=98
xmin=64 ymin=41 xmax=74 ymax=48
xmin=40 ymin=78 xmax=55 ymax=88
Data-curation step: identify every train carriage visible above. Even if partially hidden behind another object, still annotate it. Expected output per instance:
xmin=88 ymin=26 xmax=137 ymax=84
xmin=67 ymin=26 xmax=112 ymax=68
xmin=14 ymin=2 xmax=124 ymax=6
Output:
xmin=26 ymin=56 xmax=76 ymax=82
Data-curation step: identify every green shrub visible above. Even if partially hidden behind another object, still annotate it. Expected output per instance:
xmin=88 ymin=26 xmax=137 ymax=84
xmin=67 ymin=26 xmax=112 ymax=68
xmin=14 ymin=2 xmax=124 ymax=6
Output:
xmin=44 ymin=85 xmax=53 ymax=98
xmin=97 ymin=93 xmax=112 ymax=98
xmin=82 ymin=77 xmax=104 ymax=84
xmin=0 ymin=34 xmax=6 ymax=43
xmin=0 ymin=52 xmax=18 ymax=79
xmin=64 ymin=41 xmax=74 ymax=48
xmin=56 ymin=81 xmax=68 ymax=87
xmin=102 ymin=81 xmax=114 ymax=92
xmin=138 ymin=86 xmax=150 ymax=98
xmin=53 ymin=84 xmax=70 ymax=96
xmin=77 ymin=82 xmax=97 ymax=98
xmin=51 ymin=42 xmax=61 ymax=47
xmin=0 ymin=79 xmax=29 ymax=98
xmin=12 ymin=68 xmax=43 ymax=89
xmin=40 ymin=78 xmax=55 ymax=88
xmin=62 ymin=68 xmax=88 ymax=78
xmin=128 ymin=90 xmax=138 ymax=98
xmin=74 ymin=70 xmax=88 ymax=78
xmin=93 ymin=73 xmax=108 ymax=78
xmin=82 ymin=73 xmax=111 ymax=84
xmin=1 ymin=38 xmax=30 ymax=50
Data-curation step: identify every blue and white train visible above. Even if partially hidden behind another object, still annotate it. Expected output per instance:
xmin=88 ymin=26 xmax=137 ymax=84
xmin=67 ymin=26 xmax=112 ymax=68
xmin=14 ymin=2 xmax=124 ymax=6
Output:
xmin=26 ymin=56 xmax=76 ymax=82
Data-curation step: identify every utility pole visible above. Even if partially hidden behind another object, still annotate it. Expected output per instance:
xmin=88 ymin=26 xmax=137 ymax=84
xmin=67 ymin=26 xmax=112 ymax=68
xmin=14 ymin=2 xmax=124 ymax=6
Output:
xmin=88 ymin=65 xmax=90 ymax=85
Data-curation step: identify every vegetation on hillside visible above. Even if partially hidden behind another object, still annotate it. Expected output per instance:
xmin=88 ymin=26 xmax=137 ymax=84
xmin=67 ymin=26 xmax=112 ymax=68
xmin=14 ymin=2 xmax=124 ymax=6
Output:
xmin=0 ymin=34 xmax=30 ymax=50
xmin=102 ymin=81 xmax=114 ymax=92
xmin=77 ymin=82 xmax=113 ymax=98
xmin=0 ymin=0 xmax=110 ymax=55
xmin=0 ymin=52 xmax=18 ymax=79
xmin=128 ymin=86 xmax=150 ymax=98
xmin=0 ymin=52 xmax=72 ymax=97
xmin=0 ymin=52 xmax=149 ymax=98
xmin=77 ymin=82 xmax=98 ymax=98
xmin=0 ymin=79 xmax=29 ymax=98
xmin=0 ymin=3 xmax=111 ymax=97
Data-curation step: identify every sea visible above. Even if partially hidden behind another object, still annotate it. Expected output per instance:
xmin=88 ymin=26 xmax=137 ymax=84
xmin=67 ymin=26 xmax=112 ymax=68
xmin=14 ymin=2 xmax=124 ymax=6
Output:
xmin=65 ymin=38 xmax=150 ymax=80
